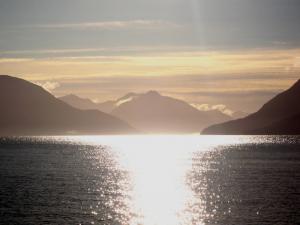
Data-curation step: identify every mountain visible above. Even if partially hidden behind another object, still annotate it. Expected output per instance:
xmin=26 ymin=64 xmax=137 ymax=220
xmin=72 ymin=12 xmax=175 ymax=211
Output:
xmin=110 ymin=91 xmax=231 ymax=133
xmin=0 ymin=75 xmax=136 ymax=135
xmin=59 ymin=94 xmax=98 ymax=110
xmin=202 ymin=79 xmax=300 ymax=134
xmin=61 ymin=91 xmax=232 ymax=133
xmin=252 ymin=113 xmax=300 ymax=135
xmin=59 ymin=94 xmax=115 ymax=113
xmin=59 ymin=93 xmax=141 ymax=113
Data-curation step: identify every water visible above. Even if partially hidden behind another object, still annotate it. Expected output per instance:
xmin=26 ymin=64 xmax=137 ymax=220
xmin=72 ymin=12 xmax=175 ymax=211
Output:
xmin=0 ymin=135 xmax=299 ymax=225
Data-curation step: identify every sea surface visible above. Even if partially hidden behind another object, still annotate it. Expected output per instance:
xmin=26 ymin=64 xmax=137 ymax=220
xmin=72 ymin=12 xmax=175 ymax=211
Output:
xmin=0 ymin=135 xmax=299 ymax=225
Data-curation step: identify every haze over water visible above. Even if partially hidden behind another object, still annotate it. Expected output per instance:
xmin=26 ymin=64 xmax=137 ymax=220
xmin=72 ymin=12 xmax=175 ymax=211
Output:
xmin=0 ymin=135 xmax=299 ymax=225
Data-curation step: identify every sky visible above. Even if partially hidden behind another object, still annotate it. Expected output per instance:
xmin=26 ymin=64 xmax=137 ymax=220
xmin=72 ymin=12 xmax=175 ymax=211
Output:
xmin=0 ymin=0 xmax=300 ymax=113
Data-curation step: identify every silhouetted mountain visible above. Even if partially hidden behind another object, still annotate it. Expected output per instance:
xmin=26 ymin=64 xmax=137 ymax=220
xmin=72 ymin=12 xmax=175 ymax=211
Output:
xmin=99 ymin=92 xmax=140 ymax=112
xmin=252 ymin=113 xmax=300 ymax=134
xmin=60 ymin=92 xmax=141 ymax=113
xmin=202 ymin=79 xmax=300 ymax=134
xmin=96 ymin=101 xmax=116 ymax=113
xmin=111 ymin=91 xmax=231 ymax=133
xmin=59 ymin=94 xmax=98 ymax=110
xmin=59 ymin=94 xmax=115 ymax=113
xmin=0 ymin=75 xmax=136 ymax=135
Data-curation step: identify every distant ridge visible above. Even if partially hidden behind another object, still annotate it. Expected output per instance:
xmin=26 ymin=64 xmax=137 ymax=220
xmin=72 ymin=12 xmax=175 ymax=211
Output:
xmin=60 ymin=91 xmax=231 ymax=133
xmin=59 ymin=94 xmax=97 ymax=110
xmin=59 ymin=94 xmax=116 ymax=113
xmin=110 ymin=90 xmax=231 ymax=133
xmin=202 ymin=79 xmax=300 ymax=135
xmin=0 ymin=75 xmax=136 ymax=135
xmin=59 ymin=92 xmax=140 ymax=113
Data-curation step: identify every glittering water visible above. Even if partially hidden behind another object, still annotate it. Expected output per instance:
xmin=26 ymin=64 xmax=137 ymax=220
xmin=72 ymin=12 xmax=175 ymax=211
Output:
xmin=0 ymin=135 xmax=299 ymax=225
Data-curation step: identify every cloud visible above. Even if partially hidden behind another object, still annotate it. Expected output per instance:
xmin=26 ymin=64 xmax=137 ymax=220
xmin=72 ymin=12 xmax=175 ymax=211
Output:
xmin=0 ymin=58 xmax=33 ymax=63
xmin=211 ymin=104 xmax=234 ymax=116
xmin=191 ymin=103 xmax=234 ymax=116
xmin=33 ymin=20 xmax=181 ymax=30
xmin=183 ymin=89 xmax=282 ymax=98
xmin=0 ymin=47 xmax=298 ymax=114
xmin=34 ymin=81 xmax=60 ymax=92
xmin=115 ymin=96 xmax=135 ymax=106
xmin=294 ymin=57 xmax=300 ymax=68
xmin=0 ymin=46 xmax=196 ymax=57
xmin=2 ymin=47 xmax=298 ymax=79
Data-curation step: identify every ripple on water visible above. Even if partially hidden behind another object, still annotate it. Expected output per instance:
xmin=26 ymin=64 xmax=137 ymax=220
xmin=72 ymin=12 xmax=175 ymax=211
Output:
xmin=0 ymin=135 xmax=299 ymax=225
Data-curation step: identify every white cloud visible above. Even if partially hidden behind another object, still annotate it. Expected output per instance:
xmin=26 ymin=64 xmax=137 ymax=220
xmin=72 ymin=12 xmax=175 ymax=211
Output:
xmin=191 ymin=103 xmax=234 ymax=117
xmin=35 ymin=81 xmax=60 ymax=92
xmin=115 ymin=96 xmax=135 ymax=106
xmin=211 ymin=104 xmax=234 ymax=117
xmin=0 ymin=58 xmax=33 ymax=63
xmin=91 ymin=98 xmax=100 ymax=103
xmin=192 ymin=103 xmax=210 ymax=111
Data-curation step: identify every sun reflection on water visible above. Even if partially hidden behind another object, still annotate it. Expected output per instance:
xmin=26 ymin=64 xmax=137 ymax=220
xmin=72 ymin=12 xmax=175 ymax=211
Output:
xmin=1 ymin=135 xmax=298 ymax=225
xmin=70 ymin=135 xmax=248 ymax=225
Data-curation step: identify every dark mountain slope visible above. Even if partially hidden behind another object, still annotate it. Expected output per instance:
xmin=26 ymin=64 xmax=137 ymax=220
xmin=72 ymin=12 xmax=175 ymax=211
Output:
xmin=251 ymin=113 xmax=300 ymax=135
xmin=0 ymin=75 xmax=135 ymax=135
xmin=202 ymin=79 xmax=300 ymax=134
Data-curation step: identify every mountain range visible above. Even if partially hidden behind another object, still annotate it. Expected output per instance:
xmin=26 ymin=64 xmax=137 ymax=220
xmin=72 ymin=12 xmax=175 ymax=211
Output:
xmin=60 ymin=91 xmax=231 ymax=133
xmin=2 ymin=75 xmax=299 ymax=135
xmin=59 ymin=93 xmax=139 ymax=113
xmin=202 ymin=79 xmax=300 ymax=134
xmin=0 ymin=75 xmax=135 ymax=135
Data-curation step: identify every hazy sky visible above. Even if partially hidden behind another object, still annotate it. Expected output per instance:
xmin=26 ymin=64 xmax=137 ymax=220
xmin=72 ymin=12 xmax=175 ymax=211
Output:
xmin=1 ymin=0 xmax=300 ymax=112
